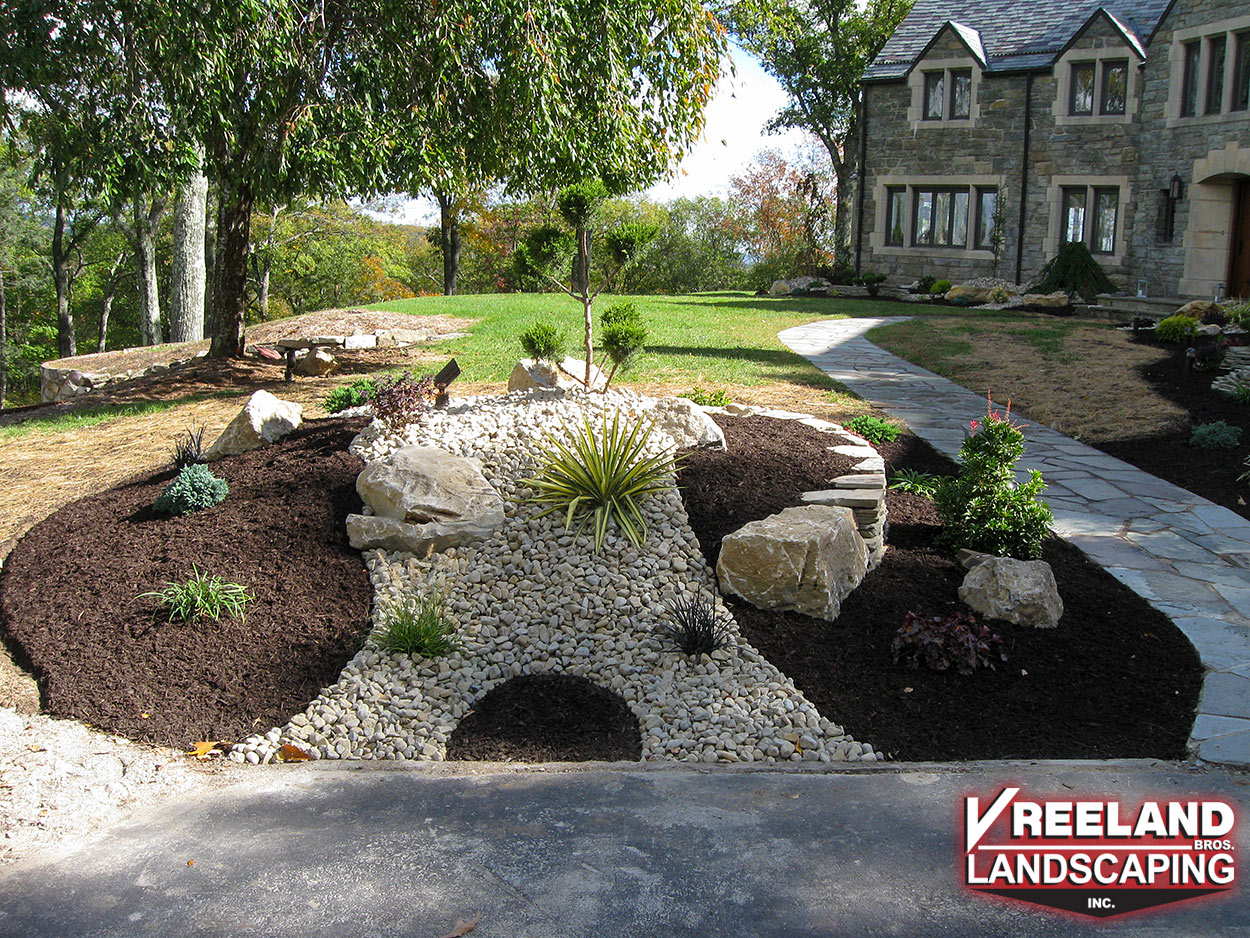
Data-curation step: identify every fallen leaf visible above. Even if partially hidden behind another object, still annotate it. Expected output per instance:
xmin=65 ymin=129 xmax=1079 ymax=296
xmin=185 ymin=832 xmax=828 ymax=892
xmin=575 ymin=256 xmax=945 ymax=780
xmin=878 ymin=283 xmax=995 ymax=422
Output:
xmin=278 ymin=743 xmax=313 ymax=763
xmin=440 ymin=913 xmax=482 ymax=938
xmin=187 ymin=860 xmax=195 ymax=867
xmin=188 ymin=740 xmax=223 ymax=759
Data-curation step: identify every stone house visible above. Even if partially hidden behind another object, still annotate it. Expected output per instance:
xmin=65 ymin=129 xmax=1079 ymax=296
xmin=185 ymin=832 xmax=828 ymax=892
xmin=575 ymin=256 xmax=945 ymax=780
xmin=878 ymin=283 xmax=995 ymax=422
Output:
xmin=856 ymin=0 xmax=1250 ymax=300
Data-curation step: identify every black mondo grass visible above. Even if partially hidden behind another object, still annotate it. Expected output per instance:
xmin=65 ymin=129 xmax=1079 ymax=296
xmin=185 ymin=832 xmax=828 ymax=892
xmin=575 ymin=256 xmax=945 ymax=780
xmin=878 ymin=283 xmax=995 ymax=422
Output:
xmin=171 ymin=425 xmax=208 ymax=468
xmin=520 ymin=409 xmax=680 ymax=553
xmin=661 ymin=596 xmax=734 ymax=657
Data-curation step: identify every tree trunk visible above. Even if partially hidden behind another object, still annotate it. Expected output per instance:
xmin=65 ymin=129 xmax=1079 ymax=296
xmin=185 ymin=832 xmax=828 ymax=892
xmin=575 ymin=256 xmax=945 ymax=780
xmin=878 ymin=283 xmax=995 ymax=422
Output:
xmin=257 ymin=256 xmax=271 ymax=318
xmin=436 ymin=191 xmax=460 ymax=296
xmin=133 ymin=194 xmax=167 ymax=346
xmin=582 ymin=291 xmax=594 ymax=387
xmin=0 ymin=269 xmax=7 ymax=409
xmin=53 ymin=203 xmax=75 ymax=359
xmin=209 ymin=181 xmax=254 ymax=358
xmin=203 ymin=185 xmax=216 ymax=337
xmin=169 ymin=169 xmax=208 ymax=342
xmin=573 ymin=226 xmax=590 ymax=295
xmin=98 ymin=252 xmax=124 ymax=352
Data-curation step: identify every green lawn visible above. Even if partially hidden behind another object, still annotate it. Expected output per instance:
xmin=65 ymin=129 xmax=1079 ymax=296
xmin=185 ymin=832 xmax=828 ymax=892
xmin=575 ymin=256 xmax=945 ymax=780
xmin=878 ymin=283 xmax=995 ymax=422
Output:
xmin=368 ymin=292 xmax=908 ymax=390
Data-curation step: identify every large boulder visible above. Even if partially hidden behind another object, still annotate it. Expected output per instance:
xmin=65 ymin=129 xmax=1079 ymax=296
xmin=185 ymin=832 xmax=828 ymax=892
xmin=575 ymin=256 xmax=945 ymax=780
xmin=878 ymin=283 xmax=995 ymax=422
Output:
xmin=945 ymin=284 xmax=995 ymax=304
xmin=292 ymin=348 xmax=340 ymax=377
xmin=650 ymin=397 xmax=726 ymax=450
xmin=508 ymin=357 xmax=607 ymax=393
xmin=1175 ymin=300 xmax=1223 ymax=319
xmin=1020 ymin=291 xmax=1071 ymax=309
xmin=205 ymin=390 xmax=303 ymax=459
xmin=958 ymin=557 xmax=1063 ymax=629
xmin=716 ymin=505 xmax=867 ymax=621
xmin=347 ymin=446 xmax=504 ymax=554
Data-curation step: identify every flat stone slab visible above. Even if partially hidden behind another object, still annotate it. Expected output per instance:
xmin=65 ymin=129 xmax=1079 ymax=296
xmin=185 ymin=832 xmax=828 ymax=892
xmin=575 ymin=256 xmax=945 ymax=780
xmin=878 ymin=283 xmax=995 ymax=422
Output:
xmin=801 ymin=489 xmax=882 ymax=510
xmin=829 ymin=474 xmax=886 ymax=489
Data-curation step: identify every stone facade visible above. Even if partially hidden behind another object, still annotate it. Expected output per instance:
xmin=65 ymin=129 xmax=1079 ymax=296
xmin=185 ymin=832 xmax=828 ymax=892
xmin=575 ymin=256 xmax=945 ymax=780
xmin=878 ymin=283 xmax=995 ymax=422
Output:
xmin=859 ymin=0 xmax=1250 ymax=300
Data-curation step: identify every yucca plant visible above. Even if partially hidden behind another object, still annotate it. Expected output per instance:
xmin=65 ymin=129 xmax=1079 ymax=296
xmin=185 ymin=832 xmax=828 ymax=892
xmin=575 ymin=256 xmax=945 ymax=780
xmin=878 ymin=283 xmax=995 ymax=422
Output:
xmin=521 ymin=410 xmax=679 ymax=552
xmin=139 ymin=565 xmax=252 ymax=625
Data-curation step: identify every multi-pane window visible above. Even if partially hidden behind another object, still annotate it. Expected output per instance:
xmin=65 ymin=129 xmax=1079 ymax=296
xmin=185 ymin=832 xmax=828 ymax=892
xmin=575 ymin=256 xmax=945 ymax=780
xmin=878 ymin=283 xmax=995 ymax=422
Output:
xmin=1070 ymin=63 xmax=1095 ymax=114
xmin=1235 ymin=32 xmax=1250 ymax=111
xmin=1207 ymin=36 xmax=1227 ymax=114
xmin=951 ymin=70 xmax=973 ymax=119
xmin=885 ymin=188 xmax=906 ymax=246
xmin=1181 ymin=40 xmax=1201 ymax=116
xmin=913 ymin=188 xmax=970 ymax=247
xmin=1062 ymin=186 xmax=1119 ymax=255
xmin=923 ymin=72 xmax=945 ymax=119
xmin=1101 ymin=61 xmax=1128 ymax=114
xmin=975 ymin=188 xmax=999 ymax=249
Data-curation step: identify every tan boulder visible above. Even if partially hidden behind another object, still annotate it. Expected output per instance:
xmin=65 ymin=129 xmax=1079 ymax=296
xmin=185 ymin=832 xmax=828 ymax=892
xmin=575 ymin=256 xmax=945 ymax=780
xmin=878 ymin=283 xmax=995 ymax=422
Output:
xmin=1020 ymin=291 xmax=1071 ymax=309
xmin=716 ymin=505 xmax=867 ymax=621
xmin=205 ymin=390 xmax=303 ymax=458
xmin=292 ymin=348 xmax=340 ymax=377
xmin=1176 ymin=300 xmax=1223 ymax=319
xmin=347 ymin=445 xmax=504 ymax=554
xmin=958 ymin=557 xmax=1063 ymax=629
xmin=507 ymin=357 xmax=607 ymax=392
xmin=945 ymin=284 xmax=995 ymax=304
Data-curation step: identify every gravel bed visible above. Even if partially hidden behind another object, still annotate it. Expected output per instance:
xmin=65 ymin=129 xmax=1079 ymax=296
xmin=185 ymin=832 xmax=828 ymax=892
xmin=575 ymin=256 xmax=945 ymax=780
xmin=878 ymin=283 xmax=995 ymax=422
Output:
xmin=232 ymin=388 xmax=879 ymax=766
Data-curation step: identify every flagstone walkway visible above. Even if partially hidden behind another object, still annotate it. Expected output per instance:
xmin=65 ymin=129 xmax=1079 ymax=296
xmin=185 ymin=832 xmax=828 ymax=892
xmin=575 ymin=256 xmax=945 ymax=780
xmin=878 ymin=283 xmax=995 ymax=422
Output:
xmin=779 ymin=317 xmax=1250 ymax=767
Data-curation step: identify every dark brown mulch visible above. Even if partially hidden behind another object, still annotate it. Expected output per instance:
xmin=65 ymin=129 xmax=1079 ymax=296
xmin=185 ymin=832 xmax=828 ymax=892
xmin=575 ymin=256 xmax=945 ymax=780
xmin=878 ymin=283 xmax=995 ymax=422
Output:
xmin=679 ymin=415 xmax=858 ymax=567
xmin=1103 ymin=333 xmax=1250 ymax=520
xmin=679 ymin=416 xmax=1204 ymax=762
xmin=446 ymin=673 xmax=642 ymax=762
xmin=0 ymin=417 xmax=373 ymax=749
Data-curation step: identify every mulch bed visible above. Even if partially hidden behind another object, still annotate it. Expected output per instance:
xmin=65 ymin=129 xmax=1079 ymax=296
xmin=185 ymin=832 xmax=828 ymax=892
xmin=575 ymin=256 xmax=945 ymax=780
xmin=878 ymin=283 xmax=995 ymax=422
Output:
xmin=678 ymin=415 xmax=1203 ymax=762
xmin=0 ymin=418 xmax=373 ymax=749
xmin=1103 ymin=332 xmax=1250 ymax=520
xmin=446 ymin=673 xmax=642 ymax=763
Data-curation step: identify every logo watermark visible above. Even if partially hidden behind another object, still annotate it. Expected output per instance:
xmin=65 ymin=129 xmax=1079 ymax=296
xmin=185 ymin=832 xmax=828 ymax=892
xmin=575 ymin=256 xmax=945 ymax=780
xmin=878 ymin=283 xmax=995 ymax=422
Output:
xmin=963 ymin=786 xmax=1237 ymax=918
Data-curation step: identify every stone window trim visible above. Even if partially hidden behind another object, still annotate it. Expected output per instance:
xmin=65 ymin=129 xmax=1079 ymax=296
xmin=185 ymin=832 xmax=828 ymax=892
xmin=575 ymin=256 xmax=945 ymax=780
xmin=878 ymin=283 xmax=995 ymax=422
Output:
xmin=870 ymin=175 xmax=1004 ymax=259
xmin=1052 ymin=46 xmax=1139 ymax=126
xmin=1166 ymin=12 xmax=1250 ymax=125
xmin=1045 ymin=175 xmax=1131 ymax=263
xmin=907 ymin=57 xmax=981 ymax=129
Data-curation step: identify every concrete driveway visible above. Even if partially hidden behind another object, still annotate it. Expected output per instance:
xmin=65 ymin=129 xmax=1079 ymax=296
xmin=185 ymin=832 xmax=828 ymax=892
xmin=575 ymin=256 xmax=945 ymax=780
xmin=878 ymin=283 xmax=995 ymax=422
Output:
xmin=2 ymin=760 xmax=1247 ymax=937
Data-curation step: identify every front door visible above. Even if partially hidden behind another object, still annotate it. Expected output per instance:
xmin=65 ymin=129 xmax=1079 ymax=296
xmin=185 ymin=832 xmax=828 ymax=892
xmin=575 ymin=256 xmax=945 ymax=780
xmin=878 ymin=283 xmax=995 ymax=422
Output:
xmin=1231 ymin=181 xmax=1250 ymax=300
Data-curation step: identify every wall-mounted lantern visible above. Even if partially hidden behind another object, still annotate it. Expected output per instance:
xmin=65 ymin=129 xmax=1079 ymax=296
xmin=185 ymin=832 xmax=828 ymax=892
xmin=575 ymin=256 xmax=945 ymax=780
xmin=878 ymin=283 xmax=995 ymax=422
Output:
xmin=1169 ymin=174 xmax=1185 ymax=201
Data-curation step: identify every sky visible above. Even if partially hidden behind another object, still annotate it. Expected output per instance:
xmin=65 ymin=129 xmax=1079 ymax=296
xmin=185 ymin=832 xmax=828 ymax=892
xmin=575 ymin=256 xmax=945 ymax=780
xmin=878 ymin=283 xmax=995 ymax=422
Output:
xmin=373 ymin=47 xmax=806 ymax=226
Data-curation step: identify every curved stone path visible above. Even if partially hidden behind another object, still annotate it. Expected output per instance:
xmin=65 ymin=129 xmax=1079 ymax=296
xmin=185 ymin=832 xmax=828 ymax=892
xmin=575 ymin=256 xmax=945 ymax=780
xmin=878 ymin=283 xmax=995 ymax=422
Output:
xmin=780 ymin=317 xmax=1250 ymax=767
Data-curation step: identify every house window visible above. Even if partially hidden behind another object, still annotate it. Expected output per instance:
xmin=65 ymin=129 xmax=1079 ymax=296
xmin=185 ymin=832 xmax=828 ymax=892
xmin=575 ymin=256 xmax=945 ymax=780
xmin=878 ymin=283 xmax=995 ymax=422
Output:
xmin=885 ymin=188 xmax=906 ymax=245
xmin=1062 ymin=186 xmax=1119 ymax=255
xmin=1235 ymin=32 xmax=1250 ymax=111
xmin=923 ymin=72 xmax=945 ymax=119
xmin=1181 ymin=41 xmax=1201 ymax=116
xmin=1207 ymin=36 xmax=1227 ymax=114
xmin=1091 ymin=188 xmax=1119 ymax=254
xmin=1100 ymin=60 xmax=1128 ymax=115
xmin=975 ymin=188 xmax=999 ymax=249
xmin=913 ymin=187 xmax=970 ymax=247
xmin=1070 ymin=63 xmax=1095 ymax=114
xmin=1062 ymin=188 xmax=1087 ymax=244
xmin=950 ymin=70 xmax=972 ymax=119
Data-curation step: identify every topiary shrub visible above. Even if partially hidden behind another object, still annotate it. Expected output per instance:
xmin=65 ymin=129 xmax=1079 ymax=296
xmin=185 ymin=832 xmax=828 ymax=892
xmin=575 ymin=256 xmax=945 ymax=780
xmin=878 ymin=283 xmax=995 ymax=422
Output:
xmin=1155 ymin=314 xmax=1199 ymax=344
xmin=1032 ymin=241 xmax=1116 ymax=301
xmin=519 ymin=320 xmax=567 ymax=362
xmin=916 ymin=275 xmax=936 ymax=294
xmin=932 ymin=279 xmax=953 ymax=295
xmin=154 ymin=463 xmax=229 ymax=516
xmin=599 ymin=302 xmax=648 ymax=388
xmin=1189 ymin=421 xmax=1243 ymax=450
xmin=934 ymin=402 xmax=1053 ymax=559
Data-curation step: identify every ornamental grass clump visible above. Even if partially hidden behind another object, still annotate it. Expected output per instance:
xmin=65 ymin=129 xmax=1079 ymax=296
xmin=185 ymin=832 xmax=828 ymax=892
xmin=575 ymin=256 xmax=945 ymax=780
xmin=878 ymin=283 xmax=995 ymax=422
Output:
xmin=661 ymin=596 xmax=734 ymax=657
xmin=521 ymin=409 xmax=678 ymax=553
xmin=139 ymin=566 xmax=251 ymax=625
xmin=376 ymin=594 xmax=463 ymax=658
xmin=154 ymin=463 xmax=229 ymax=515
xmin=170 ymin=425 xmax=208 ymax=469
xmin=934 ymin=400 xmax=1053 ymax=560
xmin=892 ymin=611 xmax=1005 ymax=676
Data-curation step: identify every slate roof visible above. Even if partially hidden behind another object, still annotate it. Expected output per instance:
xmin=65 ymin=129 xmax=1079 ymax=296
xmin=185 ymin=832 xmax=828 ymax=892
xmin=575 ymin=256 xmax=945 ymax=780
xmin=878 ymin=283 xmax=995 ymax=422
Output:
xmin=864 ymin=0 xmax=1175 ymax=80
